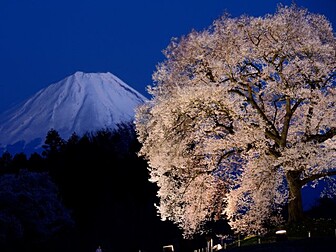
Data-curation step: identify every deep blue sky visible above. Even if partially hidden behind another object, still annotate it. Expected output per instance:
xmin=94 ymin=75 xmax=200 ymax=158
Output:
xmin=0 ymin=0 xmax=335 ymax=113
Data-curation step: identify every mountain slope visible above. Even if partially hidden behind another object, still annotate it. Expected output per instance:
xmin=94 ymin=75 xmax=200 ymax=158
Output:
xmin=0 ymin=71 xmax=147 ymax=154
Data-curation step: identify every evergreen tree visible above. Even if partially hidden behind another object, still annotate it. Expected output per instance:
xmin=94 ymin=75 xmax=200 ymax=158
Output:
xmin=42 ymin=129 xmax=65 ymax=158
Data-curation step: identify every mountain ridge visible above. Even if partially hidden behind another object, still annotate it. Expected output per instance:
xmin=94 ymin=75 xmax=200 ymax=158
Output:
xmin=0 ymin=71 xmax=147 ymax=155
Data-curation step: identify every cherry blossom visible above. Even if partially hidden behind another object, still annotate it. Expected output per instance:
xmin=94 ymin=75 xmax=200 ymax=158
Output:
xmin=135 ymin=4 xmax=336 ymax=237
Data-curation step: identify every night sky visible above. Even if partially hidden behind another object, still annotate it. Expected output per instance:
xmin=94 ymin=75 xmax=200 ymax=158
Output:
xmin=0 ymin=0 xmax=335 ymax=113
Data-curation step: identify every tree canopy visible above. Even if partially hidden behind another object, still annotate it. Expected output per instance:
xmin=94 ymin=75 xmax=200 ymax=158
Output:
xmin=135 ymin=4 xmax=336 ymax=237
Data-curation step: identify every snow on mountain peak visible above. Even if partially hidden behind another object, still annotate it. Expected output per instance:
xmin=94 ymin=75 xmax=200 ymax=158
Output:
xmin=0 ymin=71 xmax=147 ymax=154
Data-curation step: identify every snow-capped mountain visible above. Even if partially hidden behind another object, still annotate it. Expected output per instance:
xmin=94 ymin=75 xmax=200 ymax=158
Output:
xmin=0 ymin=71 xmax=147 ymax=154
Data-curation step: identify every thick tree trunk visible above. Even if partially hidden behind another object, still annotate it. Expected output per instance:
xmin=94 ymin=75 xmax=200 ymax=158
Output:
xmin=286 ymin=171 xmax=304 ymax=223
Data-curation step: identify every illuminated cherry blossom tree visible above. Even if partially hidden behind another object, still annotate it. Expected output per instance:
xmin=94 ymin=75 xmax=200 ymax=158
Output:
xmin=135 ymin=5 xmax=336 ymax=237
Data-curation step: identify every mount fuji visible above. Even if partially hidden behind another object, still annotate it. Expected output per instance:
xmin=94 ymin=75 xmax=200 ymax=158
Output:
xmin=0 ymin=71 xmax=147 ymax=155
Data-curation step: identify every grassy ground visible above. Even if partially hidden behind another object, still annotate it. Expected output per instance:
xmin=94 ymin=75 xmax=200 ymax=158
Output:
xmin=219 ymin=219 xmax=336 ymax=251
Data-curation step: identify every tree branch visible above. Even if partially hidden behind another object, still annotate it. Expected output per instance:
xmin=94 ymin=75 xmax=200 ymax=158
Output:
xmin=300 ymin=170 xmax=336 ymax=186
xmin=229 ymin=88 xmax=281 ymax=144
xmin=304 ymin=127 xmax=336 ymax=143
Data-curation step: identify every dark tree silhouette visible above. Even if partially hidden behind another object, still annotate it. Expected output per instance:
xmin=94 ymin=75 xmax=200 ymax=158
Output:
xmin=42 ymin=128 xmax=65 ymax=157
xmin=1 ymin=124 xmax=199 ymax=252
xmin=0 ymin=169 xmax=74 ymax=252
xmin=0 ymin=151 xmax=13 ymax=174
xmin=27 ymin=152 xmax=45 ymax=172
xmin=40 ymin=123 xmax=186 ymax=252
xmin=11 ymin=153 xmax=28 ymax=170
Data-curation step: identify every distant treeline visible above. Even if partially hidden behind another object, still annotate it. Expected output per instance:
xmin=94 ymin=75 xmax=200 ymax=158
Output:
xmin=0 ymin=123 xmax=185 ymax=252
